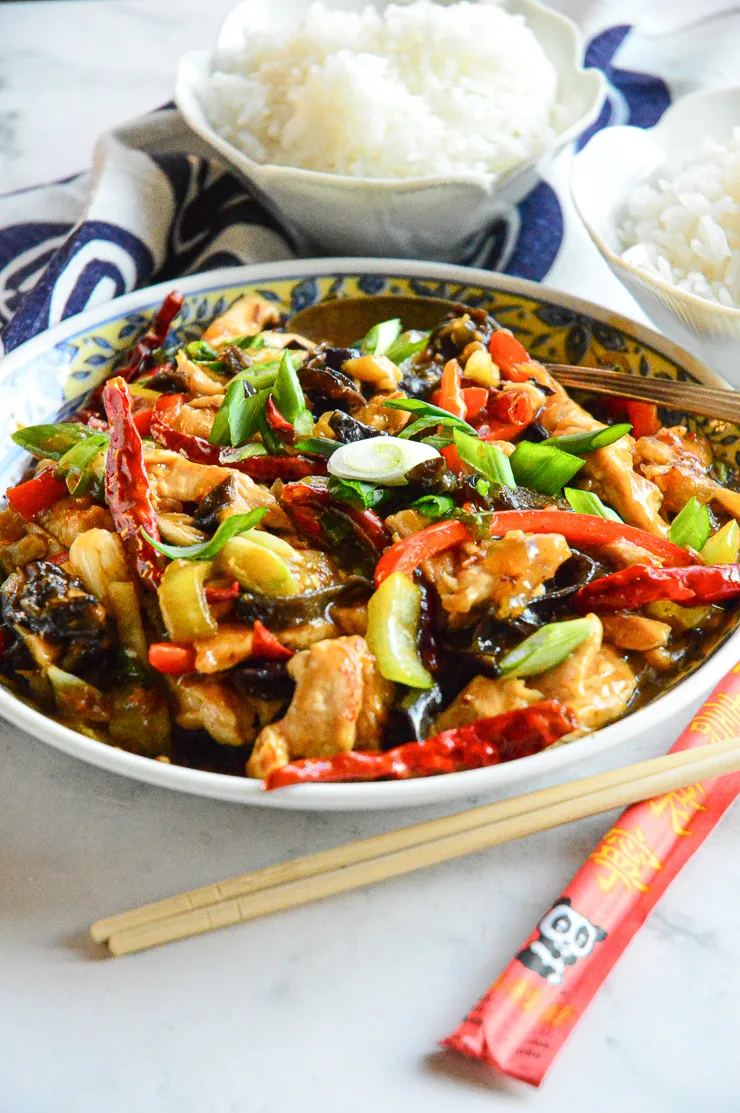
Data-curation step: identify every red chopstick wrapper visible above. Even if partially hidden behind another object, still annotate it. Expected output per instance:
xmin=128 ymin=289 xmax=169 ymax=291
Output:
xmin=442 ymin=664 xmax=740 ymax=1086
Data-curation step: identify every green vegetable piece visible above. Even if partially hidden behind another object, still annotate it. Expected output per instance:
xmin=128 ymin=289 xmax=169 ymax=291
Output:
xmin=12 ymin=422 xmax=97 ymax=462
xmin=219 ymin=443 xmax=268 ymax=463
xmin=361 ymin=317 xmax=403 ymax=357
xmin=232 ymin=333 xmax=266 ymax=351
xmin=257 ymin=408 xmax=285 ymax=456
xmin=384 ymin=396 xmax=477 ymax=435
xmin=141 ymin=508 xmax=267 ymax=561
xmin=701 ymin=519 xmax=740 ymax=565
xmin=273 ymin=350 xmax=306 ymax=424
xmin=218 ymin=536 xmax=298 ymax=597
xmin=158 ymin=560 xmax=217 ymax=642
xmin=57 ymin=434 xmax=110 ymax=497
xmin=564 ymin=487 xmax=622 ymax=522
xmin=399 ymin=414 xmax=475 ymax=440
xmin=366 ymin=571 xmax=434 ymax=688
xmin=510 ymin=441 xmax=584 ymax=495
xmin=328 ymin=477 xmax=387 ymax=510
xmin=670 ymin=496 xmax=711 ymax=552
xmin=186 ymin=340 xmax=219 ymax=361
xmin=421 ymin=434 xmax=455 ymax=450
xmin=384 ymin=330 xmax=429 ymax=364
xmin=293 ymin=437 xmax=340 ymax=457
xmin=499 ymin=618 xmax=594 ymax=678
xmin=408 ymin=494 xmax=456 ymax=520
xmin=453 ymin=429 xmax=516 ymax=489
xmin=543 ymin=423 xmax=632 ymax=455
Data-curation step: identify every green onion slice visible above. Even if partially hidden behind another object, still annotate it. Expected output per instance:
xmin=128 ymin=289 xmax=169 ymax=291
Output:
xmin=453 ymin=429 xmax=516 ymax=489
xmin=510 ymin=441 xmax=584 ymax=495
xmin=399 ymin=414 xmax=474 ymax=440
xmin=142 ymin=508 xmax=267 ymax=561
xmin=58 ymin=434 xmax=110 ymax=496
xmin=564 ymin=487 xmax=622 ymax=522
xmin=327 ymin=436 xmax=440 ymax=486
xmin=12 ymin=422 xmax=98 ymax=462
xmin=293 ymin=437 xmax=340 ymax=457
xmin=385 ymin=330 xmax=429 ymax=364
xmin=543 ymin=423 xmax=632 ymax=455
xmin=273 ymin=351 xmax=306 ymax=424
xmin=384 ymin=397 xmax=477 ymax=435
xmin=670 ymin=497 xmax=711 ymax=551
xmin=361 ymin=318 xmax=403 ymax=357
xmin=219 ymin=443 xmax=268 ymax=463
xmin=499 ymin=618 xmax=594 ymax=678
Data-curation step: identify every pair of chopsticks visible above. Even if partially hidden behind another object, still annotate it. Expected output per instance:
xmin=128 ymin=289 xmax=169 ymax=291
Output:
xmin=92 ymin=735 xmax=740 ymax=957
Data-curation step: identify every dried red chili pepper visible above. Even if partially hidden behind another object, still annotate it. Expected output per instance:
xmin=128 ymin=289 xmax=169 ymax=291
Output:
xmin=476 ymin=390 xmax=535 ymax=441
xmin=251 ymin=620 xmax=294 ymax=661
xmin=264 ymin=701 xmax=577 ymax=788
xmin=150 ymin=395 xmax=324 ymax=481
xmin=102 ymin=377 xmax=163 ymax=590
xmin=574 ymin=562 xmax=740 ymax=612
xmin=204 ymin=582 xmax=240 ymax=604
xmin=264 ymin=396 xmax=295 ymax=443
xmin=345 ymin=507 xmax=392 ymax=552
xmin=118 ymin=291 xmax=183 ymax=383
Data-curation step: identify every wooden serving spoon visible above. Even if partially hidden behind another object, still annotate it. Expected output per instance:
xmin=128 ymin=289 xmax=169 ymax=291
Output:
xmin=288 ymin=294 xmax=740 ymax=423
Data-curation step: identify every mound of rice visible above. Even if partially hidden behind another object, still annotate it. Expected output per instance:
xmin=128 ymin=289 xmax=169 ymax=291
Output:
xmin=199 ymin=0 xmax=562 ymax=179
xmin=619 ymin=129 xmax=740 ymax=308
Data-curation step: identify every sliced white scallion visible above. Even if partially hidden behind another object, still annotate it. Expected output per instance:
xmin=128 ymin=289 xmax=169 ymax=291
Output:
xmin=327 ymin=436 xmax=440 ymax=486
xmin=498 ymin=618 xmax=594 ymax=678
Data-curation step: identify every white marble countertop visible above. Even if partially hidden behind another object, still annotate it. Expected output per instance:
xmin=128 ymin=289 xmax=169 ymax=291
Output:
xmin=2 ymin=3 xmax=740 ymax=1111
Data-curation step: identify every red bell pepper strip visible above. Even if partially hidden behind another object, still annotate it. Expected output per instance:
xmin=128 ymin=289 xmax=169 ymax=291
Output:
xmin=488 ymin=330 xmax=531 ymax=377
xmin=148 ymin=642 xmax=196 ymax=675
xmin=459 ymin=386 xmax=489 ymax=419
xmin=441 ymin=443 xmax=465 ymax=475
xmin=573 ymin=563 xmax=740 ymax=613
xmin=251 ymin=620 xmax=294 ymax=661
xmin=437 ymin=359 xmax=467 ymax=419
xmin=6 ymin=469 xmax=68 ymax=520
xmin=204 ymin=581 xmax=240 ymax=604
xmin=132 ymin=408 xmax=154 ymax=437
xmin=375 ymin=519 xmax=472 ymax=586
xmin=487 ymin=510 xmax=696 ymax=569
xmin=264 ymin=396 xmax=295 ymax=442
xmin=263 ymin=700 xmax=577 ymax=788
xmin=623 ymin=401 xmax=661 ymax=440
xmin=103 ymin=377 xmax=164 ymax=590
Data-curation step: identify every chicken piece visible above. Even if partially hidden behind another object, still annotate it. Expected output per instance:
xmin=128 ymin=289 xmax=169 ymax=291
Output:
xmin=343 ymin=354 xmax=402 ymax=393
xmin=424 ymin=531 xmax=572 ymax=622
xmin=0 ymin=509 xmax=65 ymax=574
xmin=330 ymin=600 xmax=369 ymax=636
xmin=175 ymin=353 xmax=227 ymax=397
xmin=247 ymin=636 xmax=394 ymax=777
xmin=202 ymin=294 xmax=281 ymax=346
xmin=175 ymin=402 xmax=218 ymax=440
xmin=352 ymin=390 xmax=411 ymax=434
xmin=634 ymin=426 xmax=740 ymax=520
xmin=259 ymin=330 xmax=314 ymax=351
xmin=433 ymin=676 xmax=542 ymax=734
xmin=384 ymin=508 xmax=431 ymax=540
xmin=145 ymin=449 xmax=288 ymax=528
xmin=599 ymin=612 xmax=671 ymax=652
xmin=521 ymin=361 xmax=667 ymax=536
xmin=37 ymin=497 xmax=113 ymax=550
xmin=535 ymin=613 xmax=636 ymax=730
xmin=193 ymin=618 xmax=340 ymax=673
xmin=156 ymin=513 xmax=206 ymax=547
xmin=599 ymin=537 xmax=664 ymax=569
xmin=170 ymin=674 xmax=279 ymax=747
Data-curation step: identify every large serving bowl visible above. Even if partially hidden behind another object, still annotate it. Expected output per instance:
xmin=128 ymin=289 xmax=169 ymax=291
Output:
xmin=175 ymin=0 xmax=605 ymax=261
xmin=2 ymin=258 xmax=740 ymax=809
xmin=571 ymin=86 xmax=740 ymax=385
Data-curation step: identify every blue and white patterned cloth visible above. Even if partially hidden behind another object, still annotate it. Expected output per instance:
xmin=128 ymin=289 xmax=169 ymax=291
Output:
xmin=1 ymin=0 xmax=738 ymax=357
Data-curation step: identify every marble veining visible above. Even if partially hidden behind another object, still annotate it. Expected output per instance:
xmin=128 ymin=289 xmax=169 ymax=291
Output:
xmin=1 ymin=2 xmax=740 ymax=1111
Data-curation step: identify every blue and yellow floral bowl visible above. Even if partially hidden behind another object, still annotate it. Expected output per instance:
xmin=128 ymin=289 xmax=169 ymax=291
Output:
xmin=1 ymin=259 xmax=739 ymax=809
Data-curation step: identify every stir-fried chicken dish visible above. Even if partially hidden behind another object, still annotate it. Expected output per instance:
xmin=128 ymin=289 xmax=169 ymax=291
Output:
xmin=2 ymin=292 xmax=738 ymax=788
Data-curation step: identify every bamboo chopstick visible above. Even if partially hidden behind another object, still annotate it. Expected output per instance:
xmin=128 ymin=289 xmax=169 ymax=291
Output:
xmin=94 ymin=735 xmax=740 ymax=957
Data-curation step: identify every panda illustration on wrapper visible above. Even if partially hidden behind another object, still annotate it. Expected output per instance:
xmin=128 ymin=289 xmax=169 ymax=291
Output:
xmin=516 ymin=898 xmax=607 ymax=986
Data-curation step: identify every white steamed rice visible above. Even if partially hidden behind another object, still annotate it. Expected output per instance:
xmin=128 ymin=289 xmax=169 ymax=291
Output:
xmin=618 ymin=129 xmax=740 ymax=308
xmin=199 ymin=0 xmax=562 ymax=180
